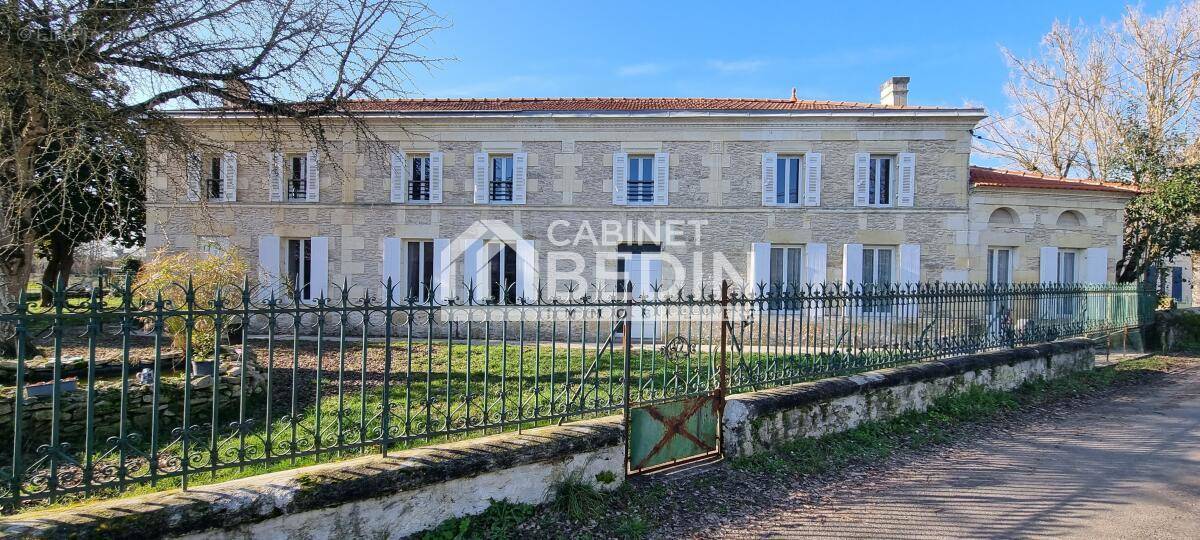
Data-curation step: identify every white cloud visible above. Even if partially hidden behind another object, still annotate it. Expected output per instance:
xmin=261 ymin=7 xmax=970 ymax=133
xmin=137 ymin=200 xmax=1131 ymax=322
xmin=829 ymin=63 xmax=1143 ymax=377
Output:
xmin=616 ymin=62 xmax=665 ymax=77
xmin=708 ymin=59 xmax=768 ymax=74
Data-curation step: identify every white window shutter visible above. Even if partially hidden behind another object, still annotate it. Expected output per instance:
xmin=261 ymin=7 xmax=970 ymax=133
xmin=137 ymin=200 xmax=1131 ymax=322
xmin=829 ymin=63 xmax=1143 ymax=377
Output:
xmin=612 ymin=152 xmax=628 ymax=205
xmin=257 ymin=235 xmax=281 ymax=300
xmin=382 ymin=237 xmax=404 ymax=302
xmin=653 ymin=152 xmax=669 ymax=206
xmin=804 ymin=243 xmax=827 ymax=286
xmin=749 ymin=242 xmax=772 ymax=294
xmin=897 ymin=152 xmax=916 ymax=207
xmin=432 ymin=238 xmax=450 ymax=303
xmin=853 ymin=153 xmax=870 ymax=207
xmin=429 ymin=151 xmax=444 ymax=203
xmin=512 ymin=152 xmax=528 ymax=204
xmin=1084 ymin=247 xmax=1108 ymax=283
xmin=803 ymin=152 xmax=822 ymax=207
xmin=463 ymin=240 xmax=488 ymax=303
xmin=305 ymin=149 xmax=320 ymax=202
xmin=899 ymin=244 xmax=921 ymax=284
xmin=761 ymin=152 xmax=777 ymax=206
xmin=842 ymin=243 xmax=864 ymax=285
xmin=268 ymin=151 xmax=283 ymax=202
xmin=516 ymin=240 xmax=538 ymax=303
xmin=221 ymin=152 xmax=238 ymax=202
xmin=1039 ymin=247 xmax=1060 ymax=283
xmin=186 ymin=153 xmax=201 ymax=201
xmin=390 ymin=151 xmax=406 ymax=203
xmin=473 ymin=152 xmax=488 ymax=204
xmin=309 ymin=236 xmax=329 ymax=300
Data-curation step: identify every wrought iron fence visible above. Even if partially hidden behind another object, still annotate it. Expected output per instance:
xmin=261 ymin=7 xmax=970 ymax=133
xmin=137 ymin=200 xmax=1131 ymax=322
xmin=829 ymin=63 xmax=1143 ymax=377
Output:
xmin=0 ymin=278 xmax=1154 ymax=511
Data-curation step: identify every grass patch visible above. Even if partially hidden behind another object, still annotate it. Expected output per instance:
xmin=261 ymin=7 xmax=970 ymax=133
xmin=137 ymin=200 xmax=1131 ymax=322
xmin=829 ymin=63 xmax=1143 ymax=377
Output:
xmin=733 ymin=356 xmax=1163 ymax=475
xmin=421 ymin=499 xmax=537 ymax=540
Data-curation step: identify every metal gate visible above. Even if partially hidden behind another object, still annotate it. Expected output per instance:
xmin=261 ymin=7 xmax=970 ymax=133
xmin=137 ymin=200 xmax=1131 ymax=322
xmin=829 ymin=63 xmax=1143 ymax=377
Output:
xmin=624 ymin=283 xmax=730 ymax=474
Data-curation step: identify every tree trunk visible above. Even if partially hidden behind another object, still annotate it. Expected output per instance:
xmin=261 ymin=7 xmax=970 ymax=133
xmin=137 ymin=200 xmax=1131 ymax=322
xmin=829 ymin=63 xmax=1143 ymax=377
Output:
xmin=0 ymin=242 xmax=35 ymax=358
xmin=38 ymin=238 xmax=75 ymax=307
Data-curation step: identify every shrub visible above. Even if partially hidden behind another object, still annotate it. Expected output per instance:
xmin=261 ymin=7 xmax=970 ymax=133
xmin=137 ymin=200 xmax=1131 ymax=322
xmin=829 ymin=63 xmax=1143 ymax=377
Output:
xmin=134 ymin=248 xmax=252 ymax=355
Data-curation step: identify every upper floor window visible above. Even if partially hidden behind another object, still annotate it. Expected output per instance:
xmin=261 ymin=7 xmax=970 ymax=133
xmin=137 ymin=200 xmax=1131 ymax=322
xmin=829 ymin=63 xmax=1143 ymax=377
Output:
xmin=410 ymin=156 xmax=431 ymax=202
xmin=206 ymin=155 xmax=224 ymax=200
xmin=286 ymin=154 xmax=308 ymax=201
xmin=868 ymin=155 xmax=894 ymax=206
xmin=490 ymin=155 xmax=514 ymax=202
xmin=775 ymin=156 xmax=802 ymax=205
xmin=627 ymin=155 xmax=655 ymax=204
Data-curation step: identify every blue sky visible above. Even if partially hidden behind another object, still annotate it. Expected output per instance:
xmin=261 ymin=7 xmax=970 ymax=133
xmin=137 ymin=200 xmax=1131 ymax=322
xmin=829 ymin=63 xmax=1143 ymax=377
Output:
xmin=408 ymin=0 xmax=1168 ymax=118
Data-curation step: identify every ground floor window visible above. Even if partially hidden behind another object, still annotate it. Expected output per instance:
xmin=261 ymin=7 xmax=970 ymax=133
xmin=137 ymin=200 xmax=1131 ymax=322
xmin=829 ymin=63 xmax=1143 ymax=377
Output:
xmin=987 ymin=247 xmax=1013 ymax=285
xmin=769 ymin=245 xmax=803 ymax=310
xmin=287 ymin=238 xmax=312 ymax=301
xmin=862 ymin=246 xmax=895 ymax=314
xmin=488 ymin=244 xmax=517 ymax=304
xmin=406 ymin=240 xmax=435 ymax=302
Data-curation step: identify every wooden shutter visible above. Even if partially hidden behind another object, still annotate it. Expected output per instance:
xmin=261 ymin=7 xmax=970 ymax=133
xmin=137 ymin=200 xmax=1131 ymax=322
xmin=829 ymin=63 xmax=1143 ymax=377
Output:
xmin=898 ymin=244 xmax=921 ymax=284
xmin=761 ymin=152 xmax=777 ymax=206
xmin=390 ymin=151 xmax=406 ymax=203
xmin=853 ymin=153 xmax=870 ymax=207
xmin=429 ymin=151 xmax=444 ymax=203
xmin=897 ymin=152 xmax=915 ymax=207
xmin=221 ymin=152 xmax=238 ymax=202
xmin=653 ymin=152 xmax=669 ymax=206
xmin=750 ymin=242 xmax=771 ymax=294
xmin=804 ymin=243 xmax=827 ymax=286
xmin=1039 ymin=247 xmax=1059 ymax=283
xmin=473 ymin=152 xmax=488 ymax=204
xmin=463 ymin=240 xmax=488 ymax=303
xmin=1084 ymin=247 xmax=1108 ymax=284
xmin=382 ymin=237 xmax=404 ymax=302
xmin=803 ymin=152 xmax=822 ymax=206
xmin=257 ymin=235 xmax=281 ymax=300
xmin=309 ymin=236 xmax=329 ymax=299
xmin=432 ymin=238 xmax=450 ymax=303
xmin=842 ymin=244 xmax=864 ymax=285
xmin=268 ymin=151 xmax=283 ymax=202
xmin=516 ymin=240 xmax=538 ymax=302
xmin=612 ymin=152 xmax=628 ymax=205
xmin=185 ymin=153 xmax=201 ymax=201
xmin=305 ymin=149 xmax=320 ymax=202
xmin=512 ymin=152 xmax=528 ymax=204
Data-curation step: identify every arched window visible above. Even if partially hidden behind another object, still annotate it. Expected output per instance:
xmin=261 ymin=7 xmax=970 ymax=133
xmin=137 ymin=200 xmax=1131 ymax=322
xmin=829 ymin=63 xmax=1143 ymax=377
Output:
xmin=1056 ymin=210 xmax=1085 ymax=227
xmin=988 ymin=207 xmax=1018 ymax=225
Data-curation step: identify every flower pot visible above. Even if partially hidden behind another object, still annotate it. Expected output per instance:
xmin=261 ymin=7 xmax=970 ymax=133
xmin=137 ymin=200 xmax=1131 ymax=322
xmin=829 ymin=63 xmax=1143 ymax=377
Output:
xmin=191 ymin=359 xmax=216 ymax=376
xmin=25 ymin=378 xmax=78 ymax=398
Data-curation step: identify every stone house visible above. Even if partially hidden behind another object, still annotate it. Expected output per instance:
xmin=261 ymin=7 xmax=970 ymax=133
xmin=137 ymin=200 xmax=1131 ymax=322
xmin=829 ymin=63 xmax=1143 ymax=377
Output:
xmin=146 ymin=78 xmax=1139 ymax=305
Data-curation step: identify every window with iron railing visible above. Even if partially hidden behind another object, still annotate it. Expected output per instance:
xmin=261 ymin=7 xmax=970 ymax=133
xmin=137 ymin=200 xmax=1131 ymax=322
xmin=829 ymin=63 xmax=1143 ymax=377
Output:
xmin=490 ymin=155 xmax=513 ymax=202
xmin=287 ymin=154 xmax=307 ymax=201
xmin=410 ymin=156 xmax=431 ymax=201
xmin=206 ymin=155 xmax=224 ymax=200
xmin=627 ymin=155 xmax=654 ymax=204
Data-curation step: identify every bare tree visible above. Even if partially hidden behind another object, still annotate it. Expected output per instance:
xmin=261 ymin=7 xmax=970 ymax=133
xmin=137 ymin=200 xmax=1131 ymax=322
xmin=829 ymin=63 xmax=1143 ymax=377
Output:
xmin=979 ymin=2 xmax=1200 ymax=182
xmin=0 ymin=0 xmax=442 ymax=355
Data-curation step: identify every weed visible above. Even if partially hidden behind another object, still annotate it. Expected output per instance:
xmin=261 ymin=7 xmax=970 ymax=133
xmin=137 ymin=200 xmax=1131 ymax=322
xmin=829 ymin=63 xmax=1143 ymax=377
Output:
xmin=551 ymin=474 xmax=606 ymax=521
xmin=421 ymin=499 xmax=536 ymax=540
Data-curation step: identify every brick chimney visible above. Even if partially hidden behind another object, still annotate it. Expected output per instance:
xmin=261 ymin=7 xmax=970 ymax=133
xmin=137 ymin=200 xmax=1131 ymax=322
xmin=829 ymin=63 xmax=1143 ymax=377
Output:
xmin=880 ymin=76 xmax=910 ymax=107
xmin=222 ymin=79 xmax=250 ymax=107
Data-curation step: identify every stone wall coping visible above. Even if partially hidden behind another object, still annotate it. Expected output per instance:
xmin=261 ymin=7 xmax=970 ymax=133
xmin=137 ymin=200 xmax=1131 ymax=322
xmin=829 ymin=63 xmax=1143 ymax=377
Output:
xmin=1 ymin=415 xmax=623 ymax=539
xmin=726 ymin=338 xmax=1096 ymax=418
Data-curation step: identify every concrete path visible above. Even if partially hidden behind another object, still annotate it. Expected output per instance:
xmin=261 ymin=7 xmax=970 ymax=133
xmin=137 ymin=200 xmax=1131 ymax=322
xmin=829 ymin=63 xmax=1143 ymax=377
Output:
xmin=714 ymin=361 xmax=1200 ymax=539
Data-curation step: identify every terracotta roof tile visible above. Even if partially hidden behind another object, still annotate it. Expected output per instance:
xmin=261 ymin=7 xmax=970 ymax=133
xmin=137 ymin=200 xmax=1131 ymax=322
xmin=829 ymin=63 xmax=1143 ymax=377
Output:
xmin=969 ymin=166 xmax=1139 ymax=195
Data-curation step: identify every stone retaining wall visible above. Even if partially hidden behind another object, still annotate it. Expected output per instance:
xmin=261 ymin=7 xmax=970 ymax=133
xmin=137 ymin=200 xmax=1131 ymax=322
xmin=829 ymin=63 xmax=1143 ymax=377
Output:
xmin=722 ymin=337 xmax=1096 ymax=457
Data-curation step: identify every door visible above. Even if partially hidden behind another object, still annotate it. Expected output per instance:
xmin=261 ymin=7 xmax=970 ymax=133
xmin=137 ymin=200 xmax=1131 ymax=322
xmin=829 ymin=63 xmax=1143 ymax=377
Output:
xmin=624 ymin=253 xmax=662 ymax=339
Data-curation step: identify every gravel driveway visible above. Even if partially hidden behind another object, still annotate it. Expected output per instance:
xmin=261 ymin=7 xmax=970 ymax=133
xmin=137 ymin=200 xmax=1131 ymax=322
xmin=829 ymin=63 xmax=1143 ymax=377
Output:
xmin=690 ymin=357 xmax=1200 ymax=539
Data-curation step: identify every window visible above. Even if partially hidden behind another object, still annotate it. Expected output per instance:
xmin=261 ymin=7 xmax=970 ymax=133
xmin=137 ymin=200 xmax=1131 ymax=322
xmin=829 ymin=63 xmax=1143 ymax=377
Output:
xmin=405 ymin=240 xmax=435 ymax=302
xmin=206 ymin=156 xmax=223 ymax=200
xmin=1057 ymin=250 xmax=1079 ymax=284
xmin=861 ymin=246 xmax=895 ymax=314
xmin=987 ymin=248 xmax=1013 ymax=285
xmin=490 ymin=155 xmax=514 ymax=202
xmin=286 ymin=154 xmax=307 ymax=201
xmin=775 ymin=156 xmax=802 ymax=205
xmin=988 ymin=207 xmax=1017 ymax=225
xmin=286 ymin=238 xmax=313 ymax=301
xmin=410 ymin=156 xmax=431 ymax=202
xmin=626 ymin=155 xmax=655 ymax=204
xmin=488 ymin=244 xmax=518 ymax=304
xmin=868 ymin=155 xmax=894 ymax=206
xmin=769 ymin=246 xmax=804 ymax=310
